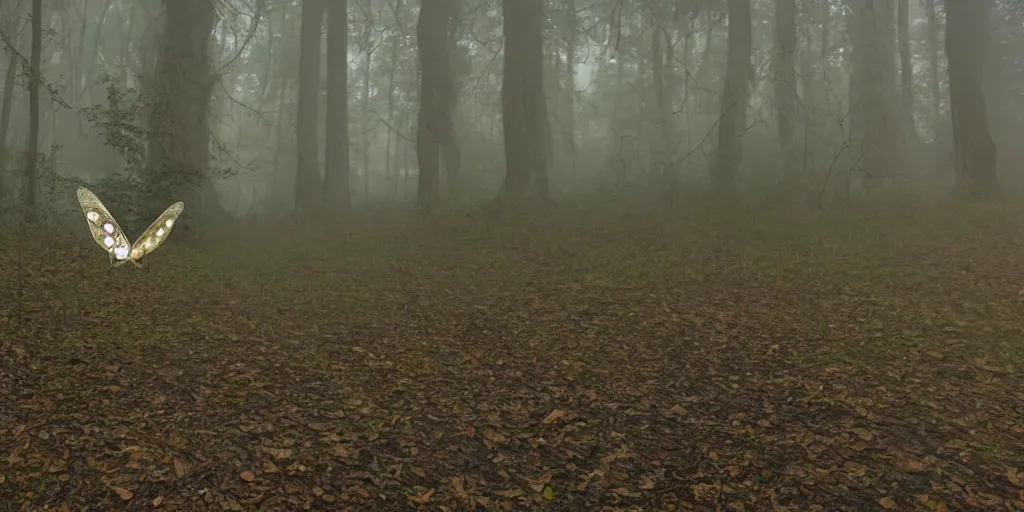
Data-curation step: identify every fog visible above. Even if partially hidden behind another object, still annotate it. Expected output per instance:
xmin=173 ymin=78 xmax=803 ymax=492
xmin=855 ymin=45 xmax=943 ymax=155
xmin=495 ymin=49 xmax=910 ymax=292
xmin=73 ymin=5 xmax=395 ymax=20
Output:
xmin=1 ymin=0 xmax=1023 ymax=509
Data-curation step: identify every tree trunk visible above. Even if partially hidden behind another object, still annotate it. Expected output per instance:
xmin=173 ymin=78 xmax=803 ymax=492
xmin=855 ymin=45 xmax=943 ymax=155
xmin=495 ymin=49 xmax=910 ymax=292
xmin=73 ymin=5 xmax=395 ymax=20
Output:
xmin=849 ymin=0 xmax=908 ymax=182
xmin=564 ymin=0 xmax=576 ymax=181
xmin=923 ymin=0 xmax=942 ymax=142
xmin=295 ymin=0 xmax=326 ymax=213
xmin=384 ymin=0 xmax=404 ymax=189
xmin=416 ymin=0 xmax=457 ymax=213
xmin=711 ymin=0 xmax=752 ymax=198
xmin=23 ymin=0 xmax=42 ymax=221
xmin=324 ymin=0 xmax=350 ymax=211
xmin=362 ymin=26 xmax=372 ymax=199
xmin=774 ymin=0 xmax=797 ymax=163
xmin=897 ymin=0 xmax=917 ymax=144
xmin=500 ymin=0 xmax=549 ymax=207
xmin=441 ymin=1 xmax=461 ymax=197
xmin=650 ymin=2 xmax=676 ymax=198
xmin=147 ymin=0 xmax=224 ymax=222
xmin=0 ymin=39 xmax=19 ymax=199
xmin=944 ymin=0 xmax=997 ymax=198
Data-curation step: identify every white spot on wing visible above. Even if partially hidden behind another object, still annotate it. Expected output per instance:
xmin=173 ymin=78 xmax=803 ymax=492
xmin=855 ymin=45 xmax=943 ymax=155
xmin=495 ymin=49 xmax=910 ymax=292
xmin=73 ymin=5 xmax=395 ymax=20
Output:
xmin=103 ymin=222 xmax=114 ymax=234
xmin=165 ymin=219 xmax=174 ymax=228
xmin=156 ymin=228 xmax=165 ymax=238
xmin=86 ymin=211 xmax=99 ymax=222
xmin=103 ymin=236 xmax=114 ymax=248
xmin=113 ymin=245 xmax=129 ymax=260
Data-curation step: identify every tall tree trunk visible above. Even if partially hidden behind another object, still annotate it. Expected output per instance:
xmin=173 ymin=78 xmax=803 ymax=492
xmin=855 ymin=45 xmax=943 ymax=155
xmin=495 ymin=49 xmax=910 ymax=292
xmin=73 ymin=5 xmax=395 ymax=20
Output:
xmin=0 ymin=39 xmax=20 ymax=198
xmin=324 ymin=0 xmax=350 ymax=211
xmin=416 ymin=0 xmax=455 ymax=213
xmin=944 ymin=0 xmax=997 ymax=198
xmin=362 ymin=27 xmax=372 ymax=199
xmin=923 ymin=0 xmax=942 ymax=142
xmin=564 ymin=0 xmax=576 ymax=181
xmin=295 ymin=0 xmax=326 ymax=213
xmin=897 ymin=0 xmax=917 ymax=145
xmin=774 ymin=0 xmax=797 ymax=164
xmin=500 ymin=0 xmax=549 ymax=206
xmin=384 ymin=0 xmax=404 ymax=189
xmin=650 ymin=2 xmax=676 ymax=198
xmin=849 ymin=0 xmax=908 ymax=183
xmin=148 ymin=0 xmax=224 ymax=221
xmin=24 ymin=0 xmax=42 ymax=220
xmin=711 ymin=0 xmax=752 ymax=198
xmin=441 ymin=1 xmax=461 ymax=197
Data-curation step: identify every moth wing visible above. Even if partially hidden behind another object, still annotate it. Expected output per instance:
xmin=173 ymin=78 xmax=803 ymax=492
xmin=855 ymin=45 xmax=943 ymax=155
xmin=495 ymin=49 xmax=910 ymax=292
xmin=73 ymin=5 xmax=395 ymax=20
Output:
xmin=76 ymin=187 xmax=131 ymax=261
xmin=129 ymin=201 xmax=184 ymax=261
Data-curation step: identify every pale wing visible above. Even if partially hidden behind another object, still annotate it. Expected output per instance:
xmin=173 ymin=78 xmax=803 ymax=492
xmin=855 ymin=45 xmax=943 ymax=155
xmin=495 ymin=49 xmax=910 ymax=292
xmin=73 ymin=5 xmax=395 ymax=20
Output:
xmin=129 ymin=201 xmax=184 ymax=261
xmin=76 ymin=187 xmax=132 ymax=261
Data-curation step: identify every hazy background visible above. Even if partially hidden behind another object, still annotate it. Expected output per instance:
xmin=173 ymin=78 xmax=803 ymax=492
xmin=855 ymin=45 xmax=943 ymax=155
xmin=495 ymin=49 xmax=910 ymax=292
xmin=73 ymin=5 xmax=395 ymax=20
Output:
xmin=0 ymin=0 xmax=1019 ymax=224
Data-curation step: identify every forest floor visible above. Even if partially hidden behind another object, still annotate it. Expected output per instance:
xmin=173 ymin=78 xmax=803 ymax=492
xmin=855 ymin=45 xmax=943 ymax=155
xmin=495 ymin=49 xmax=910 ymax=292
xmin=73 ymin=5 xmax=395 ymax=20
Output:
xmin=1 ymin=200 xmax=1023 ymax=511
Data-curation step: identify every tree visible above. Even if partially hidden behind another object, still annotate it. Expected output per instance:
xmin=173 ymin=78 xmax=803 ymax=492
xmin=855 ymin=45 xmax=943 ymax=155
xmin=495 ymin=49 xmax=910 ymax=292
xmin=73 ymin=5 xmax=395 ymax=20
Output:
xmin=146 ymin=0 xmax=226 ymax=221
xmin=500 ymin=0 xmax=549 ymax=206
xmin=922 ymin=0 xmax=942 ymax=144
xmin=848 ymin=0 xmax=908 ymax=183
xmin=711 ymin=0 xmax=752 ymax=198
xmin=416 ymin=0 xmax=458 ymax=213
xmin=774 ymin=0 xmax=797 ymax=165
xmin=324 ymin=0 xmax=350 ymax=211
xmin=896 ymin=0 xmax=917 ymax=144
xmin=945 ymin=0 xmax=998 ymax=198
xmin=295 ymin=0 xmax=327 ymax=213
xmin=23 ymin=0 xmax=42 ymax=220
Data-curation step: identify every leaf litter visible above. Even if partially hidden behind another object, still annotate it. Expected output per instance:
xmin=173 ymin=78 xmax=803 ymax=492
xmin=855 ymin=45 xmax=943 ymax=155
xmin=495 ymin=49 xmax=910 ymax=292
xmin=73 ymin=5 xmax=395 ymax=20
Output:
xmin=1 ymin=203 xmax=1023 ymax=510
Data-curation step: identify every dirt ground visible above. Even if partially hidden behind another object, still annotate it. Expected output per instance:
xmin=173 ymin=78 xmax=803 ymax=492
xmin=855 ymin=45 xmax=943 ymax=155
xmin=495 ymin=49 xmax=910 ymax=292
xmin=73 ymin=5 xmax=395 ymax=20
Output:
xmin=1 ymin=201 xmax=1023 ymax=511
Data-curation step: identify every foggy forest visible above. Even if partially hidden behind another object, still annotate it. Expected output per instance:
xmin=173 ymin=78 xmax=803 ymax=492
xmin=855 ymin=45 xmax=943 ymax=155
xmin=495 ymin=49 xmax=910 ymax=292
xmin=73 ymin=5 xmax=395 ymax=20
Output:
xmin=1 ymin=0 xmax=1023 ymax=509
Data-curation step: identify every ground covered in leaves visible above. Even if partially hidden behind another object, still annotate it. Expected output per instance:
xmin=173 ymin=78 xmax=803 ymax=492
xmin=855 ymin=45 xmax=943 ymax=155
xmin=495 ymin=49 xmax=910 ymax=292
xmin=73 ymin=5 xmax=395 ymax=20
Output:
xmin=1 ymin=201 xmax=1023 ymax=511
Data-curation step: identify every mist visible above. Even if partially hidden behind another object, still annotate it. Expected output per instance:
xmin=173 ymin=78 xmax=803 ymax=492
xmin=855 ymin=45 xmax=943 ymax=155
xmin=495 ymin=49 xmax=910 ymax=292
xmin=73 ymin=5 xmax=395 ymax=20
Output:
xmin=1 ymin=0 xmax=1023 ymax=510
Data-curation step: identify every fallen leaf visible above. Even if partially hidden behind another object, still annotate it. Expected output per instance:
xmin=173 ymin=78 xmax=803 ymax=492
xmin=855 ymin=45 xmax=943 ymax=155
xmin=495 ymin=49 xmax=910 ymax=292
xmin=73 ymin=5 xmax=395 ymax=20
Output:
xmin=1007 ymin=467 xmax=1023 ymax=486
xmin=542 ymin=486 xmax=556 ymax=500
xmin=901 ymin=459 xmax=926 ymax=473
xmin=152 ymin=496 xmax=164 ymax=507
xmin=878 ymin=496 xmax=897 ymax=509
xmin=408 ymin=488 xmax=435 ymax=504
xmin=240 ymin=471 xmax=255 ymax=482
xmin=173 ymin=458 xmax=186 ymax=478
xmin=640 ymin=475 xmax=655 ymax=489
xmin=542 ymin=409 xmax=566 ymax=424
xmin=851 ymin=428 xmax=873 ymax=441
xmin=112 ymin=487 xmax=133 ymax=501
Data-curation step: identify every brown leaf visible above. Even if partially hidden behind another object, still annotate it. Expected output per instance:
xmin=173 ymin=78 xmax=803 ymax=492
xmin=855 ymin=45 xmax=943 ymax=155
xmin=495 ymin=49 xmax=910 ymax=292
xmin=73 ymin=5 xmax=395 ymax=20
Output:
xmin=112 ymin=487 xmax=133 ymax=501
xmin=526 ymin=471 xmax=552 ymax=493
xmin=542 ymin=409 xmax=567 ymax=424
xmin=640 ymin=475 xmax=655 ymax=489
xmin=612 ymin=487 xmax=639 ymax=498
xmin=240 ymin=471 xmax=256 ymax=482
xmin=408 ymin=488 xmax=435 ymax=505
xmin=878 ymin=496 xmax=897 ymax=509
xmin=901 ymin=459 xmax=926 ymax=473
xmin=152 ymin=496 xmax=164 ymax=507
xmin=667 ymin=404 xmax=687 ymax=416
xmin=851 ymin=428 xmax=873 ymax=441
xmin=1007 ymin=467 xmax=1023 ymax=486
xmin=173 ymin=458 xmax=186 ymax=479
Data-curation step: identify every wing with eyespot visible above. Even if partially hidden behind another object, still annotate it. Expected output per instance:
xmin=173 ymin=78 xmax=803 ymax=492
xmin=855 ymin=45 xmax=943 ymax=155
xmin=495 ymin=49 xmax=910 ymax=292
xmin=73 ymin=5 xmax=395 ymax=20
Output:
xmin=129 ymin=201 xmax=184 ymax=261
xmin=76 ymin=187 xmax=131 ymax=261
